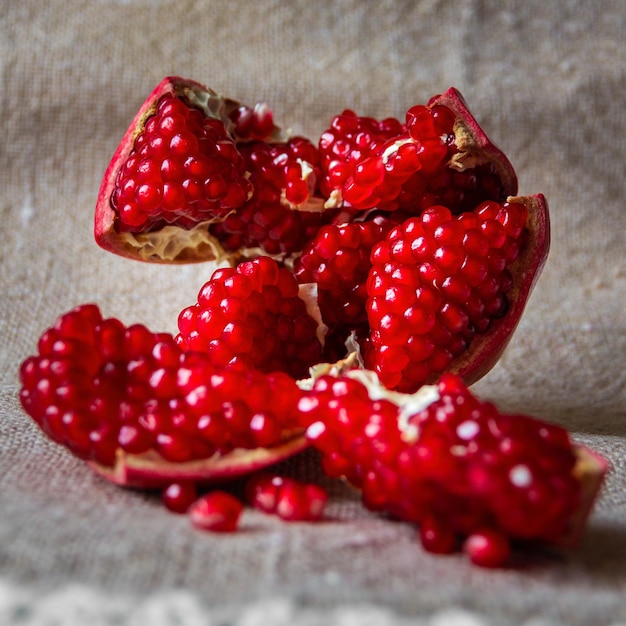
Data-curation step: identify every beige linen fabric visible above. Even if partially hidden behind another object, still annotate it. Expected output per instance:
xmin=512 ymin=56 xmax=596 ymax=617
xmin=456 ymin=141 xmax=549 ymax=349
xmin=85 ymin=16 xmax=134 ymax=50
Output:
xmin=1 ymin=1 xmax=625 ymax=624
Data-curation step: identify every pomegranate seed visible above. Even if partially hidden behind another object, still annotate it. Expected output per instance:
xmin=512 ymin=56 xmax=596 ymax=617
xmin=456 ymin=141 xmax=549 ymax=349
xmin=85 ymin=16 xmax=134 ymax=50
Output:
xmin=464 ymin=528 xmax=511 ymax=568
xmin=162 ymin=482 xmax=198 ymax=513
xmin=188 ymin=491 xmax=243 ymax=532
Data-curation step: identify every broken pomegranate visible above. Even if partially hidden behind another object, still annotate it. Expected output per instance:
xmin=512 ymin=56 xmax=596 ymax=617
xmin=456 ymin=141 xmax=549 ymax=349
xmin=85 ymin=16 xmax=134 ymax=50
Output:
xmin=364 ymin=197 xmax=548 ymax=392
xmin=18 ymin=304 xmax=308 ymax=488
xmin=299 ymin=369 xmax=607 ymax=565
xmin=17 ymin=76 xmax=607 ymax=566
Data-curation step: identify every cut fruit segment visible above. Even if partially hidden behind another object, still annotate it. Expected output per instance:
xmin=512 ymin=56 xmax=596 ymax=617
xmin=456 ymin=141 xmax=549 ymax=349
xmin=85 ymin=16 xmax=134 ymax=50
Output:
xmin=95 ymin=76 xmax=283 ymax=264
xmin=298 ymin=368 xmax=607 ymax=563
xmin=362 ymin=194 xmax=549 ymax=392
xmin=18 ymin=304 xmax=308 ymax=487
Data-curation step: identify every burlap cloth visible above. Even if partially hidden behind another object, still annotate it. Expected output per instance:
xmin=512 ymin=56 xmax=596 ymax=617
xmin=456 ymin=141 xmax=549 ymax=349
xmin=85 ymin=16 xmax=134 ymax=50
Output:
xmin=1 ymin=1 xmax=625 ymax=624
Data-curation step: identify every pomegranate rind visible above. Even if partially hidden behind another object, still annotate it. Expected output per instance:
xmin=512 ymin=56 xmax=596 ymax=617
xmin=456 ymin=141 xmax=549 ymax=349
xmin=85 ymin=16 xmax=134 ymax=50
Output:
xmin=448 ymin=193 xmax=550 ymax=385
xmin=94 ymin=76 xmax=255 ymax=264
xmin=558 ymin=445 xmax=609 ymax=548
xmin=428 ymin=87 xmax=518 ymax=198
xmin=88 ymin=431 xmax=308 ymax=489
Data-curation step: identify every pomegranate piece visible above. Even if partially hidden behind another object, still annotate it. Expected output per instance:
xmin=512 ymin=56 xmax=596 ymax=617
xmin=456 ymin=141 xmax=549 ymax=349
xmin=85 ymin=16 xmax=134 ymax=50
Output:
xmin=111 ymin=91 xmax=252 ymax=233
xmin=319 ymin=92 xmax=516 ymax=215
xmin=188 ymin=491 xmax=243 ymax=532
xmin=18 ymin=304 xmax=308 ymax=488
xmin=176 ymin=256 xmax=323 ymax=380
xmin=299 ymin=369 xmax=607 ymax=564
xmin=246 ymin=473 xmax=328 ymax=521
xmin=95 ymin=76 xmax=284 ymax=264
xmin=364 ymin=198 xmax=548 ymax=392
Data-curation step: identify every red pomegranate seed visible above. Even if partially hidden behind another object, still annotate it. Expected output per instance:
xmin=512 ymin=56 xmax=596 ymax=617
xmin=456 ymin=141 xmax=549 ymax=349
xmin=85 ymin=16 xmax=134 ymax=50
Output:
xmin=188 ymin=491 xmax=243 ymax=532
xmin=464 ymin=528 xmax=511 ymax=568
xmin=162 ymin=482 xmax=198 ymax=513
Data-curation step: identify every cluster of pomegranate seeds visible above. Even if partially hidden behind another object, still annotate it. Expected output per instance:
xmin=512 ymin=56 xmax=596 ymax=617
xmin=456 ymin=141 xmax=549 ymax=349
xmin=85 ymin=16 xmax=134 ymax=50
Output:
xmin=299 ymin=371 xmax=582 ymax=566
xmin=365 ymin=200 xmax=528 ymax=391
xmin=246 ymin=472 xmax=328 ymax=521
xmin=111 ymin=93 xmax=252 ymax=232
xmin=294 ymin=218 xmax=393 ymax=359
xmin=228 ymin=102 xmax=275 ymax=141
xmin=319 ymin=103 xmax=506 ymax=216
xmin=176 ymin=256 xmax=321 ymax=379
xmin=19 ymin=303 xmax=305 ymax=467
xmin=210 ymin=137 xmax=326 ymax=256
xmin=318 ymin=109 xmax=405 ymax=206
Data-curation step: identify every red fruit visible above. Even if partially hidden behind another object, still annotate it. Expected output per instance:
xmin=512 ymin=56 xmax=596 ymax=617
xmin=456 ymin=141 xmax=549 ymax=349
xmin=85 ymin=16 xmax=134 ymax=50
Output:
xmin=246 ymin=473 xmax=328 ymax=521
xmin=162 ymin=481 xmax=198 ymax=513
xmin=365 ymin=197 xmax=548 ymax=392
xmin=175 ymin=256 xmax=322 ymax=379
xmin=18 ymin=304 xmax=308 ymax=488
xmin=464 ymin=528 xmax=511 ymax=568
xmin=210 ymin=137 xmax=327 ymax=257
xmin=188 ymin=491 xmax=243 ymax=532
xmin=95 ymin=77 xmax=268 ymax=263
xmin=299 ymin=369 xmax=607 ymax=565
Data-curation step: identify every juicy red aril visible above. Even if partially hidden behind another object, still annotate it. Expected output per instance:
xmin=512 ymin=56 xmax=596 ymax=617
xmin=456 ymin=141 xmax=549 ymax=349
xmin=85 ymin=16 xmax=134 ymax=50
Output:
xmin=464 ymin=528 xmax=511 ymax=568
xmin=300 ymin=372 xmax=582 ymax=552
xmin=188 ymin=491 xmax=243 ymax=532
xmin=19 ymin=304 xmax=305 ymax=466
xmin=366 ymin=201 xmax=528 ymax=391
xmin=162 ymin=482 xmax=198 ymax=513
xmin=111 ymin=93 xmax=251 ymax=232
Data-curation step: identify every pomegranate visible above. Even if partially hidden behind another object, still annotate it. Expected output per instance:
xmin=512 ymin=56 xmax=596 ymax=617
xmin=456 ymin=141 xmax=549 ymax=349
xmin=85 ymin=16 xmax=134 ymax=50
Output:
xmin=299 ymin=368 xmax=607 ymax=565
xmin=16 ymin=77 xmax=608 ymax=566
xmin=95 ymin=76 xmax=324 ymax=264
